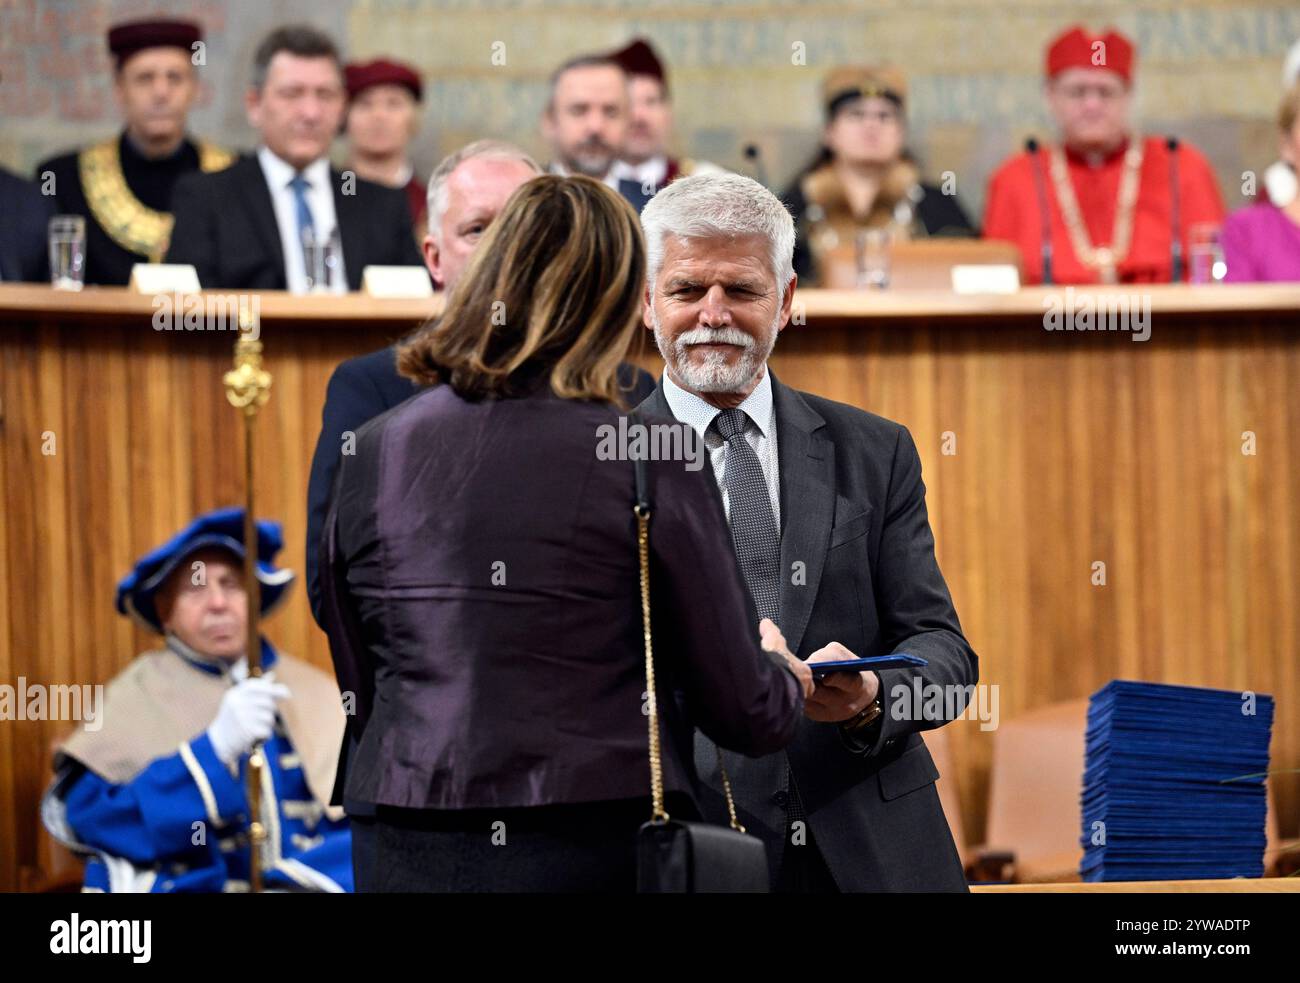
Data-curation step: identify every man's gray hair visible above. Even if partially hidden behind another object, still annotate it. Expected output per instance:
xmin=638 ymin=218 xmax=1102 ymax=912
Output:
xmin=546 ymin=54 xmax=626 ymax=113
xmin=425 ymin=140 xmax=542 ymax=239
xmin=251 ymin=25 xmax=341 ymax=92
xmin=640 ymin=172 xmax=796 ymax=299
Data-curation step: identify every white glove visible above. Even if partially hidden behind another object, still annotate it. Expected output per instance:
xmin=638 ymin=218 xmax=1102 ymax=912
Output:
xmin=206 ymin=677 xmax=292 ymax=765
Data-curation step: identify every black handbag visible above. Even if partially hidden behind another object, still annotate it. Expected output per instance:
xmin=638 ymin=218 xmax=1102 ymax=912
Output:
xmin=629 ymin=414 xmax=771 ymax=893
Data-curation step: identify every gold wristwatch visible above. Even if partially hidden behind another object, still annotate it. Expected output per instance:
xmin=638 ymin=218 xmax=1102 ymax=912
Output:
xmin=843 ymin=697 xmax=883 ymax=734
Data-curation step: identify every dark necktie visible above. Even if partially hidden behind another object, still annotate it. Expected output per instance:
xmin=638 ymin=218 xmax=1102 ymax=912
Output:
xmin=616 ymin=178 xmax=653 ymax=215
xmin=712 ymin=407 xmax=807 ymax=840
xmin=712 ymin=407 xmax=781 ymax=624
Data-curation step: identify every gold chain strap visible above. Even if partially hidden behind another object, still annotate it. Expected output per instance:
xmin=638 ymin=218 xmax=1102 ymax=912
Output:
xmin=1048 ymin=138 xmax=1145 ymax=284
xmin=635 ymin=502 xmax=746 ymax=833
xmin=635 ymin=503 xmax=669 ymax=823
xmin=716 ymin=746 xmax=746 ymax=833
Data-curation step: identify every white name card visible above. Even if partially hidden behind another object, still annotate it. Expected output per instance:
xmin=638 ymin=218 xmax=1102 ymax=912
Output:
xmin=362 ymin=265 xmax=433 ymax=298
xmin=130 ymin=263 xmax=201 ymax=294
xmin=951 ymin=264 xmax=1021 ymax=295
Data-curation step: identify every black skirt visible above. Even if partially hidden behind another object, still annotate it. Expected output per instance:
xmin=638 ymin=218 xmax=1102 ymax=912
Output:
xmin=350 ymin=794 xmax=698 ymax=892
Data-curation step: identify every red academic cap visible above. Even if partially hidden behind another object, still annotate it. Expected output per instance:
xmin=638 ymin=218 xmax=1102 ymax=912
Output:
xmin=344 ymin=59 xmax=423 ymax=101
xmin=1046 ymin=25 xmax=1135 ymax=84
xmin=107 ymin=18 xmax=202 ymax=66
xmin=609 ymin=38 xmax=667 ymax=88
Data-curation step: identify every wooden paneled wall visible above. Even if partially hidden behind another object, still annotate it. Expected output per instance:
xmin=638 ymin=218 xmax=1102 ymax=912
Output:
xmin=1 ymin=285 xmax=1297 ymax=889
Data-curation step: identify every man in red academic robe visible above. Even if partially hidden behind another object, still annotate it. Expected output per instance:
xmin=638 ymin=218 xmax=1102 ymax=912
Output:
xmin=983 ymin=25 xmax=1225 ymax=285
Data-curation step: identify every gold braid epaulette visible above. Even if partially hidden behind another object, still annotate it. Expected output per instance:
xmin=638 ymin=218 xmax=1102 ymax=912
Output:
xmin=78 ymin=138 xmax=235 ymax=262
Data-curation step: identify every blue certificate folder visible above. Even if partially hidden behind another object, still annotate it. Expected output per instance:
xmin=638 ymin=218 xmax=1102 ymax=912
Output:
xmin=1079 ymin=680 xmax=1274 ymax=881
xmin=809 ymin=653 xmax=928 ymax=678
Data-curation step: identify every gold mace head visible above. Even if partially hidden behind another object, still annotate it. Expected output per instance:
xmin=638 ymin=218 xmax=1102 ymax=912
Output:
xmin=224 ymin=335 xmax=272 ymax=413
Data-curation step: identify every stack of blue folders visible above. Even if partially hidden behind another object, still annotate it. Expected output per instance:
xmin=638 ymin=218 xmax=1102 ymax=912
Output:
xmin=1079 ymin=680 xmax=1273 ymax=881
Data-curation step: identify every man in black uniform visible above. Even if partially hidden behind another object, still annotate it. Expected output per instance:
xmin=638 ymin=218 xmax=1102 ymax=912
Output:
xmin=35 ymin=18 xmax=233 ymax=286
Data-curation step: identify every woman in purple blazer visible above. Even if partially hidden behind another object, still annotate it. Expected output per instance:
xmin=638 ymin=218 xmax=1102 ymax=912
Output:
xmin=319 ymin=175 xmax=811 ymax=892
xmin=1223 ymin=84 xmax=1300 ymax=283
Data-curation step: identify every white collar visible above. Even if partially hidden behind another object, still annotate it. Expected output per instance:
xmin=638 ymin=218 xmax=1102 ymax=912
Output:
xmin=662 ymin=366 xmax=775 ymax=440
xmin=257 ymin=146 xmax=331 ymax=191
xmin=164 ymin=631 xmax=247 ymax=680
xmin=610 ymin=155 xmax=668 ymax=186
xmin=548 ymin=159 xmax=618 ymax=189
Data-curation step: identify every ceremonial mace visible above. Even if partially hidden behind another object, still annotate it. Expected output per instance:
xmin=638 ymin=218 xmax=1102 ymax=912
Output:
xmin=222 ymin=309 xmax=272 ymax=892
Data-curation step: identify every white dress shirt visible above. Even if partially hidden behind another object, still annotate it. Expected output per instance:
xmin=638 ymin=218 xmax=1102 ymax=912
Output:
xmin=609 ymin=155 xmax=669 ymax=190
xmin=546 ymin=160 xmax=620 ymax=192
xmin=256 ymin=147 xmax=347 ymax=294
xmin=662 ymin=367 xmax=781 ymax=530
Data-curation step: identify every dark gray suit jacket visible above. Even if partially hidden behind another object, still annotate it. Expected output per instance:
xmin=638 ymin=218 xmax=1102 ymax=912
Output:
xmin=0 ymin=167 xmax=53 ymax=282
xmin=639 ymin=371 xmax=977 ymax=892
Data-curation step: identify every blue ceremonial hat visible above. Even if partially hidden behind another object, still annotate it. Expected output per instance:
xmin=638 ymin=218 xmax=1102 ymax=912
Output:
xmin=115 ymin=507 xmax=295 ymax=633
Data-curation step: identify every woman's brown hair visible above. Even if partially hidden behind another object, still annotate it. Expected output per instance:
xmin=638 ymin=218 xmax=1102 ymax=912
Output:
xmin=1280 ymin=81 xmax=1300 ymax=137
xmin=398 ymin=174 xmax=646 ymax=405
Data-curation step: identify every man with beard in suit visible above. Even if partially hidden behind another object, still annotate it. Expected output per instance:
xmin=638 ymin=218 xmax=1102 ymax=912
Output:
xmin=166 ymin=25 xmax=422 ymax=291
xmin=637 ymin=172 xmax=976 ymax=892
xmin=543 ymin=53 xmax=653 ymax=212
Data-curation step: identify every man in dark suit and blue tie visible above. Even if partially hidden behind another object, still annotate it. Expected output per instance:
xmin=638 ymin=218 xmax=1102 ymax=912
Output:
xmin=637 ymin=172 xmax=977 ymax=892
xmin=166 ymin=25 xmax=421 ymax=290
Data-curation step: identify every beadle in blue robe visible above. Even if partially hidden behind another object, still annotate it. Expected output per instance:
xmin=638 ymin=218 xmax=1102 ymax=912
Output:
xmin=40 ymin=508 xmax=353 ymax=892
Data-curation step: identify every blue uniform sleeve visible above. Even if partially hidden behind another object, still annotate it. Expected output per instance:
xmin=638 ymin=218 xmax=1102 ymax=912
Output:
xmin=63 ymin=733 xmax=249 ymax=864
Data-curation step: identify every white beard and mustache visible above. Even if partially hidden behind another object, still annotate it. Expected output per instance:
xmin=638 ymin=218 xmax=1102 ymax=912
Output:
xmin=651 ymin=308 xmax=782 ymax=393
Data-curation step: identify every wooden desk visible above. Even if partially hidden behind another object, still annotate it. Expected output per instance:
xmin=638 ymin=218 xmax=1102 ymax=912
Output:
xmin=1 ymin=282 xmax=1297 ymax=891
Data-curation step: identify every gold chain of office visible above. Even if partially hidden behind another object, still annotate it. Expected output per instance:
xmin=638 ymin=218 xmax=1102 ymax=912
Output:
xmin=1048 ymin=138 xmax=1144 ymax=284
xmin=77 ymin=138 xmax=235 ymax=261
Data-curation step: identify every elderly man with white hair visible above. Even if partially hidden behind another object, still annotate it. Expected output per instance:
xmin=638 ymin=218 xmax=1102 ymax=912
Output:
xmin=637 ymin=172 xmax=977 ymax=892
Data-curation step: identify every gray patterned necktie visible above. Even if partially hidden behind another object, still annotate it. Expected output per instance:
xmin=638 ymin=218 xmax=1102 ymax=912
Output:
xmin=712 ymin=407 xmax=781 ymax=623
xmin=713 ymin=407 xmax=806 ymax=840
